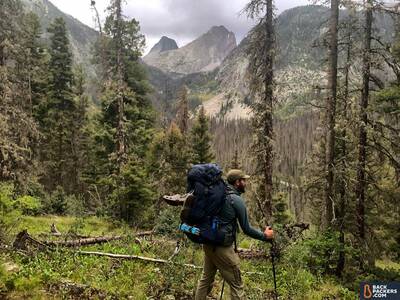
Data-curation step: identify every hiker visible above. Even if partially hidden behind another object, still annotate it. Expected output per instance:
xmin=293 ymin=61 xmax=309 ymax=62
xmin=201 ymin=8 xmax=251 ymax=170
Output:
xmin=194 ymin=169 xmax=274 ymax=300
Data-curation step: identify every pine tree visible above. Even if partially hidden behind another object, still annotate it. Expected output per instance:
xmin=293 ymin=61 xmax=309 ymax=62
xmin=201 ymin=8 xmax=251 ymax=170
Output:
xmin=22 ymin=12 xmax=48 ymax=117
xmin=245 ymin=0 xmax=275 ymax=222
xmin=91 ymin=0 xmax=155 ymax=222
xmin=71 ymin=66 xmax=90 ymax=194
xmin=0 ymin=0 xmax=39 ymax=188
xmin=38 ymin=17 xmax=76 ymax=193
xmin=175 ymin=85 xmax=189 ymax=135
xmin=148 ymin=122 xmax=190 ymax=195
xmin=355 ymin=0 xmax=373 ymax=255
xmin=190 ymin=106 xmax=215 ymax=164
xmin=94 ymin=0 xmax=153 ymax=166
xmin=335 ymin=7 xmax=358 ymax=277
xmin=324 ymin=0 xmax=339 ymax=230
xmin=366 ymin=3 xmax=400 ymax=262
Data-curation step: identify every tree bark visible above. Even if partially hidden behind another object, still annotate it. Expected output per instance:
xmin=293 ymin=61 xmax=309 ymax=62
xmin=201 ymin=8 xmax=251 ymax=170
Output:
xmin=324 ymin=0 xmax=339 ymax=229
xmin=356 ymin=0 xmax=373 ymax=250
xmin=114 ymin=0 xmax=126 ymax=171
xmin=336 ymin=17 xmax=353 ymax=277
xmin=0 ymin=45 xmax=4 ymax=66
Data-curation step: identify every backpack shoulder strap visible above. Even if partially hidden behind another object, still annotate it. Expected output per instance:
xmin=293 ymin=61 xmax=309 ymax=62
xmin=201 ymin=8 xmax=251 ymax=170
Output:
xmin=226 ymin=190 xmax=237 ymax=196
xmin=225 ymin=191 xmax=239 ymax=253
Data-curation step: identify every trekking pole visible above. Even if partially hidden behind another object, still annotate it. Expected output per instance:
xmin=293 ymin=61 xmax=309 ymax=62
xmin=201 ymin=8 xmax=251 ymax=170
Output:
xmin=270 ymin=241 xmax=278 ymax=300
xmin=219 ymin=279 xmax=225 ymax=300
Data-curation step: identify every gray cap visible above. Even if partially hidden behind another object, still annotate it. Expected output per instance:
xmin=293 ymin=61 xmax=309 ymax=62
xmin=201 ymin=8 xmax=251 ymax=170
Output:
xmin=226 ymin=169 xmax=250 ymax=183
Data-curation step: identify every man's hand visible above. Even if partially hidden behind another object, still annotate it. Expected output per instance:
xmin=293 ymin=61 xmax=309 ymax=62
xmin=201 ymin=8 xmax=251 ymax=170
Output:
xmin=264 ymin=226 xmax=274 ymax=241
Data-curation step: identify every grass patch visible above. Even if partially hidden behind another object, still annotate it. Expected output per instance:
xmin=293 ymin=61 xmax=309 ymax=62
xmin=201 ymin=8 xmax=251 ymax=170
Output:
xmin=16 ymin=215 xmax=126 ymax=236
xmin=1 ymin=216 xmax=396 ymax=299
xmin=376 ymin=259 xmax=400 ymax=271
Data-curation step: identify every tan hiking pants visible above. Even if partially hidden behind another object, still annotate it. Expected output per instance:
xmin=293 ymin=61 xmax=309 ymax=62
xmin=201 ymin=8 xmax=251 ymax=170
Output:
xmin=195 ymin=244 xmax=244 ymax=300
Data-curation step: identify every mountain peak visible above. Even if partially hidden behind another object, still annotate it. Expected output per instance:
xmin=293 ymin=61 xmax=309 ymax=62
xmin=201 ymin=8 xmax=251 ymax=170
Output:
xmin=144 ymin=25 xmax=236 ymax=75
xmin=148 ymin=36 xmax=178 ymax=55
xmin=208 ymin=25 xmax=230 ymax=35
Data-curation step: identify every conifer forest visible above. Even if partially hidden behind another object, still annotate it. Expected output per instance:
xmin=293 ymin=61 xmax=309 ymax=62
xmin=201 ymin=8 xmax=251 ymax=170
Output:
xmin=0 ymin=0 xmax=399 ymax=299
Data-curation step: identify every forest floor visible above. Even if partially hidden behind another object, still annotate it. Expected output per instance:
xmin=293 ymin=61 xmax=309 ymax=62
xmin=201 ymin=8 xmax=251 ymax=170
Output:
xmin=1 ymin=216 xmax=399 ymax=299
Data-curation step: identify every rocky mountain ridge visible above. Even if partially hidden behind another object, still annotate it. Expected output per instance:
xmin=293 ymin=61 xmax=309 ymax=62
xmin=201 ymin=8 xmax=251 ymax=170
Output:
xmin=202 ymin=5 xmax=395 ymax=120
xmin=20 ymin=1 xmax=395 ymax=120
xmin=143 ymin=25 xmax=237 ymax=75
xmin=21 ymin=0 xmax=98 ymax=77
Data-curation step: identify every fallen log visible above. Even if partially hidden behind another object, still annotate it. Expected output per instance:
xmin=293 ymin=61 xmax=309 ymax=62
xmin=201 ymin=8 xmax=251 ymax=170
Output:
xmin=44 ymin=230 xmax=154 ymax=247
xmin=13 ymin=230 xmax=154 ymax=249
xmin=237 ymin=248 xmax=268 ymax=260
xmin=76 ymin=250 xmax=202 ymax=269
xmin=76 ymin=250 xmax=266 ymax=277
xmin=44 ymin=236 xmax=124 ymax=247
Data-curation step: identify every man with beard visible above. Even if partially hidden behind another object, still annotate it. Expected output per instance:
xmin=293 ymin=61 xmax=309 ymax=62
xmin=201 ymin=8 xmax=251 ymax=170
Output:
xmin=195 ymin=169 xmax=274 ymax=300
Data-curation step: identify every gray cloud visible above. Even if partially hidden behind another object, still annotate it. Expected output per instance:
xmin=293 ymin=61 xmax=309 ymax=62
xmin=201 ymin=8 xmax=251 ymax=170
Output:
xmin=49 ymin=0 xmax=311 ymax=53
xmin=125 ymin=0 xmax=310 ymax=52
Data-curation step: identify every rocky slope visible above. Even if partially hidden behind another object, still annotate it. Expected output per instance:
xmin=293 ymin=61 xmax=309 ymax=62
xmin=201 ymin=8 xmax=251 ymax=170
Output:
xmin=202 ymin=5 xmax=395 ymax=120
xmin=143 ymin=26 xmax=237 ymax=75
xmin=21 ymin=0 xmax=98 ymax=77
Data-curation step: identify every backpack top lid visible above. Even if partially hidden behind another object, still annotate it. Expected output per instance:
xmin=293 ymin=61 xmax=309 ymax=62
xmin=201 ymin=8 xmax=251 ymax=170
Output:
xmin=187 ymin=163 xmax=222 ymax=187
xmin=184 ymin=163 xmax=226 ymax=224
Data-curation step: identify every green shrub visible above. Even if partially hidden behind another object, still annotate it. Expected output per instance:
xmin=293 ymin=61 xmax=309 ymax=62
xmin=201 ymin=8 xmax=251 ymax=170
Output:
xmin=280 ymin=266 xmax=315 ymax=298
xmin=67 ymin=217 xmax=86 ymax=236
xmin=15 ymin=195 xmax=42 ymax=215
xmin=65 ymin=194 xmax=86 ymax=216
xmin=273 ymin=192 xmax=293 ymax=225
xmin=302 ymin=230 xmax=342 ymax=275
xmin=154 ymin=206 xmax=180 ymax=238
xmin=13 ymin=276 xmax=42 ymax=292
xmin=41 ymin=186 xmax=67 ymax=215
xmin=0 ymin=263 xmax=7 ymax=291
xmin=0 ymin=183 xmax=21 ymax=243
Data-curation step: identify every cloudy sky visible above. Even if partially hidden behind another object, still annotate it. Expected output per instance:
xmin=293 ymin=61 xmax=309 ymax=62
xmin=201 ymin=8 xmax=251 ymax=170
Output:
xmin=49 ymin=0 xmax=312 ymax=54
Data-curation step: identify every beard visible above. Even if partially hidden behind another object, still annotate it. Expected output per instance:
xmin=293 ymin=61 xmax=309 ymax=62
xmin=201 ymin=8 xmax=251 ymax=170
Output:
xmin=237 ymin=184 xmax=246 ymax=193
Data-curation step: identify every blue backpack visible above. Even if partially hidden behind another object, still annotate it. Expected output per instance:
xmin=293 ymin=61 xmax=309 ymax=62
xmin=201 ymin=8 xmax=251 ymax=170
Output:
xmin=180 ymin=163 xmax=228 ymax=245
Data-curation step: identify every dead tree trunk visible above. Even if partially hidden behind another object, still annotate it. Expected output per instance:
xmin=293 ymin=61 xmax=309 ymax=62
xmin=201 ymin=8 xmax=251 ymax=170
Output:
xmin=356 ymin=0 xmax=373 ymax=251
xmin=176 ymin=85 xmax=189 ymax=135
xmin=262 ymin=0 xmax=275 ymax=222
xmin=245 ymin=0 xmax=276 ymax=223
xmin=114 ymin=0 xmax=126 ymax=171
xmin=336 ymin=14 xmax=354 ymax=277
xmin=324 ymin=0 xmax=339 ymax=229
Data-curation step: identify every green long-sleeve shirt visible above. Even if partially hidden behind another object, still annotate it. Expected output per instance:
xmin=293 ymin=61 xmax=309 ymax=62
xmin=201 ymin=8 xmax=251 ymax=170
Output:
xmin=219 ymin=184 xmax=267 ymax=246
